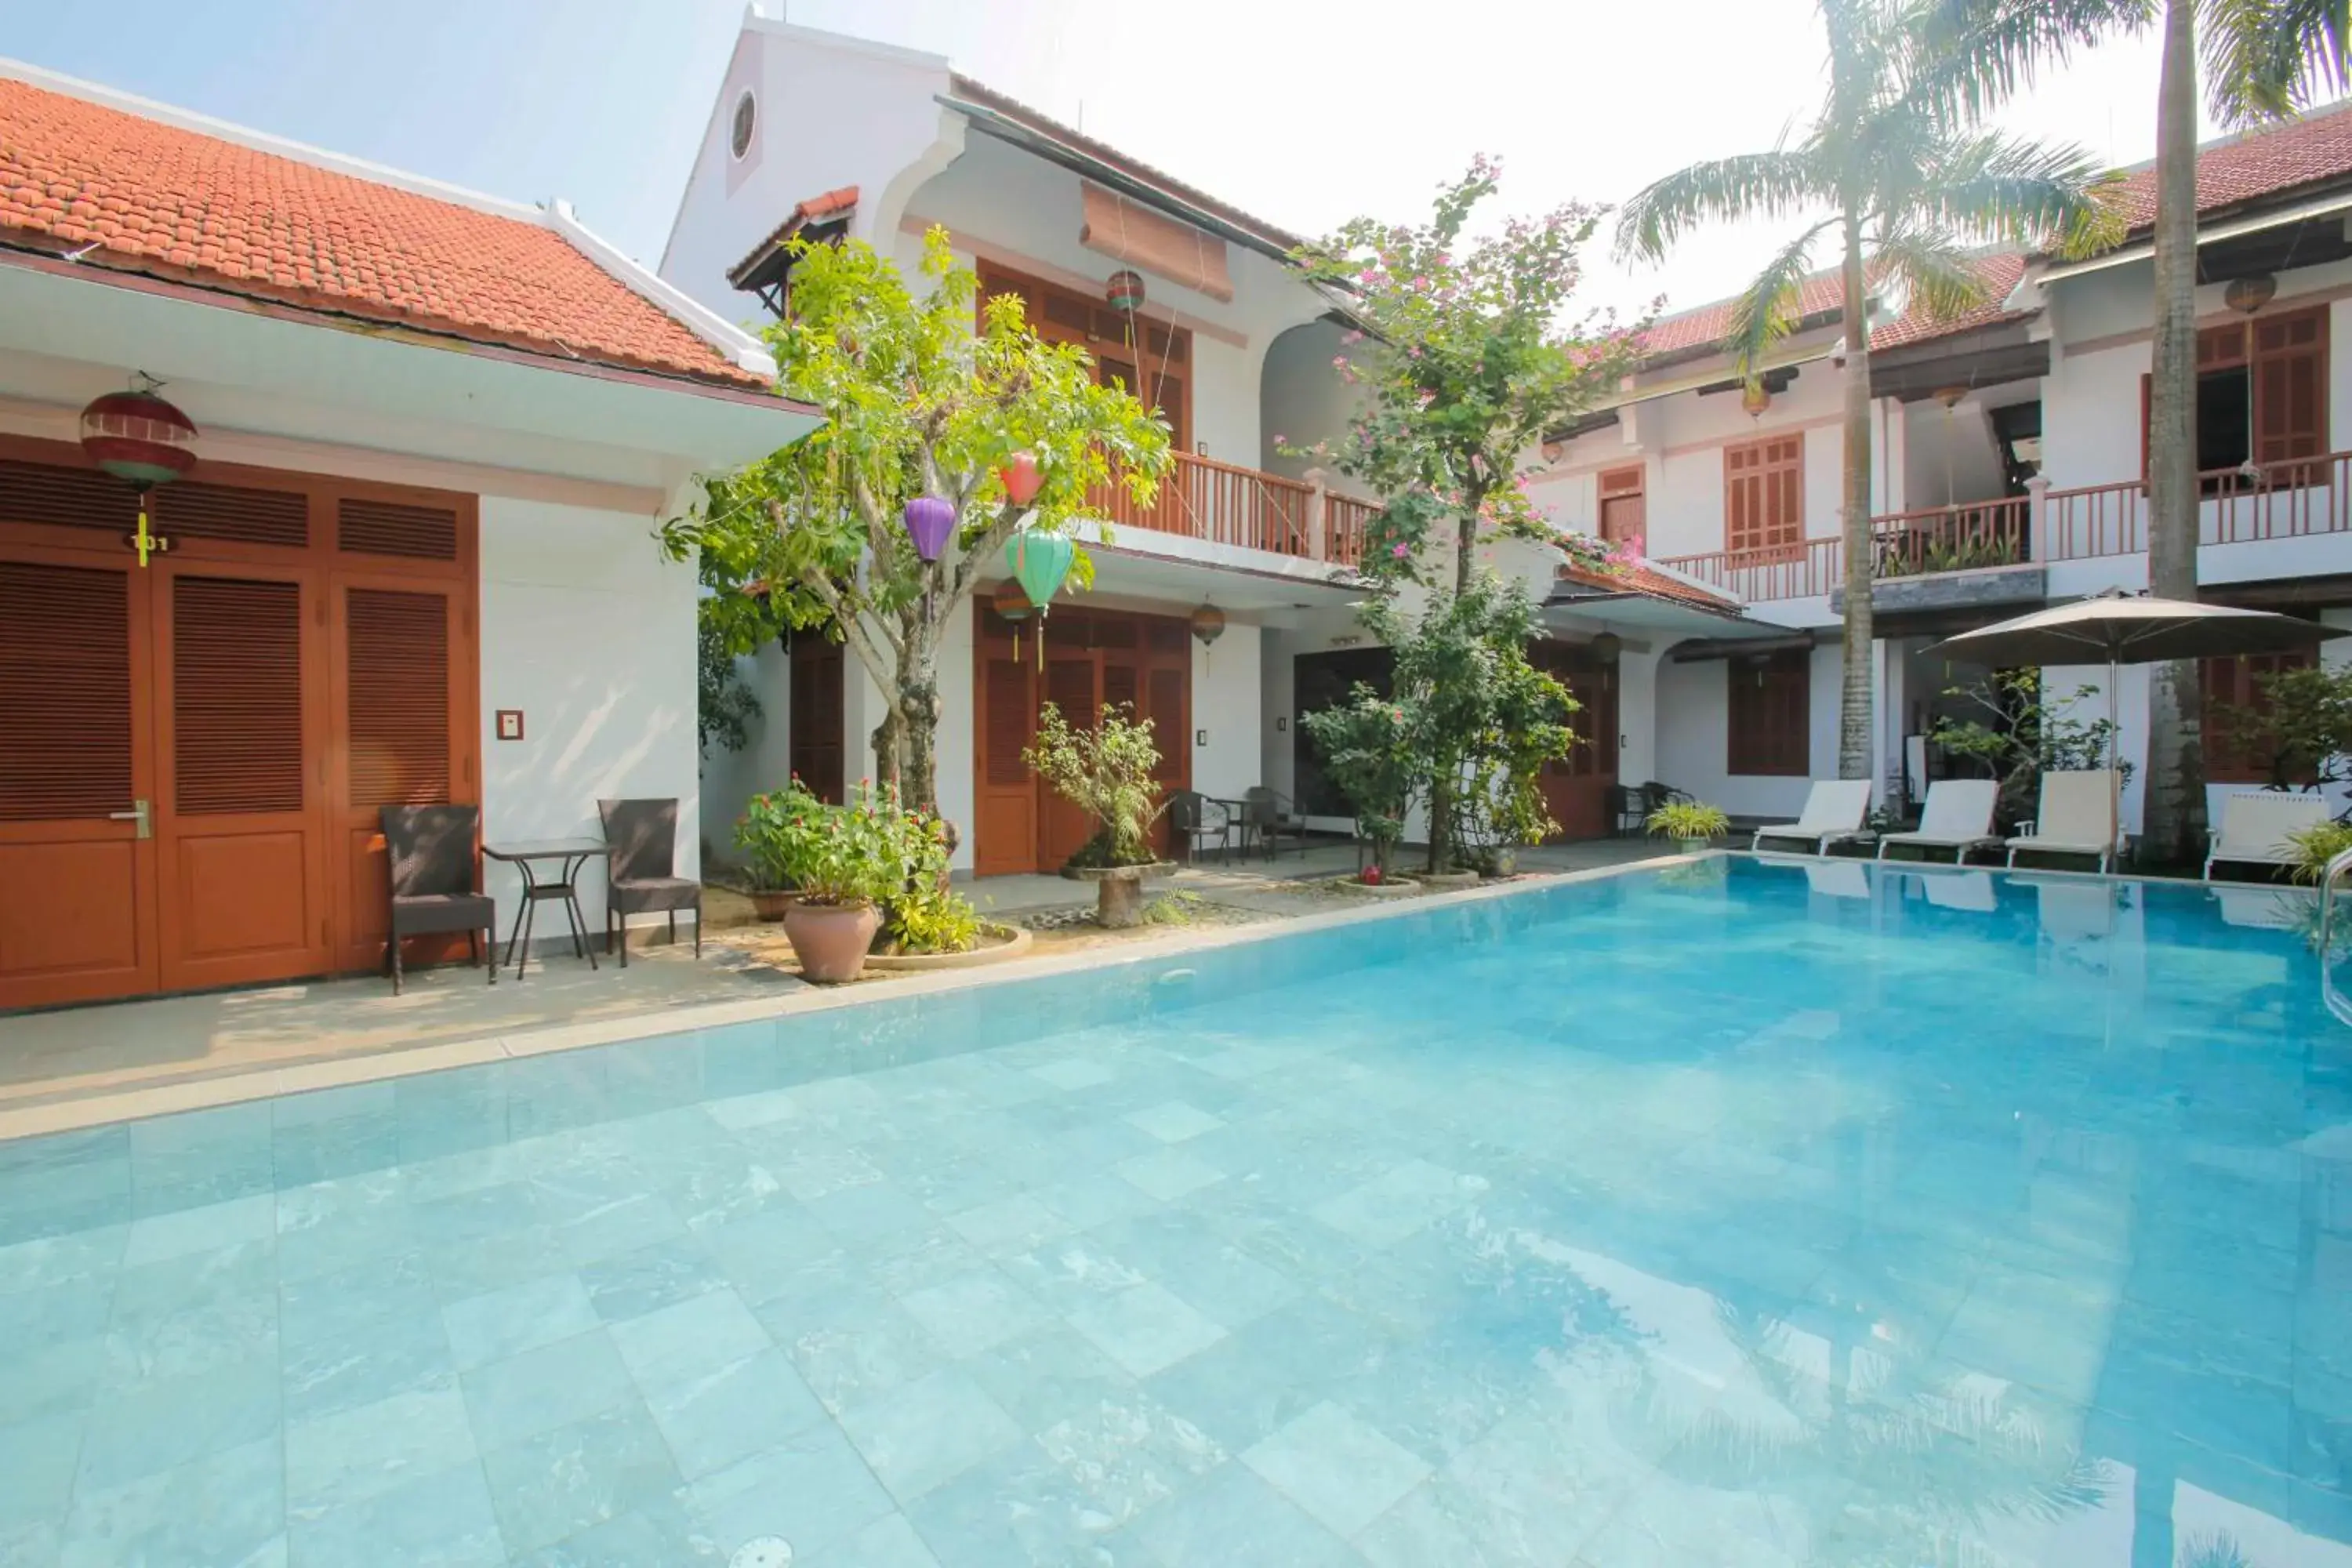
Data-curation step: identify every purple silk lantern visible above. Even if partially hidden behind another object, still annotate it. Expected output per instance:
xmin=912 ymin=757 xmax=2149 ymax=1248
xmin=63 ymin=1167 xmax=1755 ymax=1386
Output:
xmin=902 ymin=495 xmax=956 ymax=562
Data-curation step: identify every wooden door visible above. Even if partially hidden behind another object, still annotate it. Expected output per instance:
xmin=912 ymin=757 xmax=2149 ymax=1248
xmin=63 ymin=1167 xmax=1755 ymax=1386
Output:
xmin=1537 ymin=652 xmax=1620 ymax=841
xmin=0 ymin=543 xmax=162 ymax=1008
xmin=973 ymin=603 xmax=1038 ymax=877
xmin=789 ymin=639 xmax=847 ymax=803
xmin=329 ymin=574 xmax=474 ymax=975
xmin=1037 ymin=650 xmax=1102 ymax=870
xmin=153 ymin=561 xmax=333 ymax=990
xmin=1599 ymin=466 xmax=1646 ymax=547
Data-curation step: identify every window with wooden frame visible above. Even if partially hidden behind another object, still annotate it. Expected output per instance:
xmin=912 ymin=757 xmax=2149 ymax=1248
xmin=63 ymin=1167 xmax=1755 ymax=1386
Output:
xmin=1598 ymin=466 xmax=1646 ymax=547
xmin=978 ymin=263 xmax=1191 ymax=451
xmin=1724 ymin=434 xmax=1804 ymax=558
xmin=1728 ymin=648 xmax=1811 ymax=776
xmin=2202 ymin=647 xmax=2317 ymax=784
xmin=2140 ymin=305 xmax=2328 ymax=481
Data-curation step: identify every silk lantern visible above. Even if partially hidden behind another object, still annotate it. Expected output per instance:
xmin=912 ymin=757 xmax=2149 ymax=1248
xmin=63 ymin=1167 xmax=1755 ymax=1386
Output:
xmin=1005 ymin=530 xmax=1076 ymax=669
xmin=901 ymin=495 xmax=955 ymax=562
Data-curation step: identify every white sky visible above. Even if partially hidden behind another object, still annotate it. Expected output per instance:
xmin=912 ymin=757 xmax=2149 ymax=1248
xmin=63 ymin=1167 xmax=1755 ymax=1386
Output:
xmin=772 ymin=0 xmax=2199 ymax=323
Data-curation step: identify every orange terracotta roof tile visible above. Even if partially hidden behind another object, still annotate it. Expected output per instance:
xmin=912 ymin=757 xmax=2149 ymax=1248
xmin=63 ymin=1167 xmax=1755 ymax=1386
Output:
xmin=0 ymin=73 xmax=766 ymax=388
xmin=2103 ymin=98 xmax=2352 ymax=233
xmin=1561 ymin=560 xmax=1740 ymax=612
xmin=1639 ymin=252 xmax=2028 ymax=362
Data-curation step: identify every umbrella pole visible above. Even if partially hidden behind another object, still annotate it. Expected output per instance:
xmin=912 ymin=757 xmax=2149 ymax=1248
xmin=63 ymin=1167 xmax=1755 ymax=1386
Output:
xmin=2108 ymin=652 xmax=2122 ymax=866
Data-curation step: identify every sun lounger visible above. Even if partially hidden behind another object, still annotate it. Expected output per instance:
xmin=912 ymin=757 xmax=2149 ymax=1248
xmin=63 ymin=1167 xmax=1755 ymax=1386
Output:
xmin=1875 ymin=779 xmax=2002 ymax=864
xmin=2004 ymin=771 xmax=2119 ymax=873
xmin=1920 ymin=869 xmax=1998 ymax=913
xmin=1751 ymin=779 xmax=1872 ymax=855
xmin=1802 ymin=862 xmax=1871 ymax=899
xmin=2204 ymin=790 xmax=2330 ymax=881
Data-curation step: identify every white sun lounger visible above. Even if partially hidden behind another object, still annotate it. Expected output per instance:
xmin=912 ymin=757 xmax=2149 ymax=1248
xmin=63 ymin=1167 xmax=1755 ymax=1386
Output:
xmin=2004 ymin=771 xmax=2119 ymax=873
xmin=1802 ymin=861 xmax=1871 ymax=899
xmin=1875 ymin=779 xmax=2002 ymax=864
xmin=1920 ymin=869 xmax=1998 ymax=913
xmin=2204 ymin=790 xmax=2331 ymax=881
xmin=1751 ymin=779 xmax=1872 ymax=855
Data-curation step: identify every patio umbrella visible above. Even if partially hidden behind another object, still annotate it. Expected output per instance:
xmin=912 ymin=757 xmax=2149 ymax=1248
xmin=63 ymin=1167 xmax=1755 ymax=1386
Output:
xmin=1926 ymin=589 xmax=2347 ymax=855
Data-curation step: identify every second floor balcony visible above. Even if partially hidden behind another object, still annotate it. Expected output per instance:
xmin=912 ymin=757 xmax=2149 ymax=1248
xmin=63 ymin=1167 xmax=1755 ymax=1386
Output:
xmin=1085 ymin=450 xmax=1375 ymax=570
xmin=1653 ymin=448 xmax=2352 ymax=604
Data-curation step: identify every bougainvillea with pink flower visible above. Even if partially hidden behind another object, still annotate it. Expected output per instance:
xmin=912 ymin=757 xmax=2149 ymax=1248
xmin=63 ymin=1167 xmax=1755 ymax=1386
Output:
xmin=1286 ymin=158 xmax=1647 ymax=594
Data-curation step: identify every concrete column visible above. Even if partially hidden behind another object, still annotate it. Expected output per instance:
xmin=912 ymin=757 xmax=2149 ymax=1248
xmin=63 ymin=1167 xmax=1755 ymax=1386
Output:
xmin=1303 ymin=466 xmax=1330 ymax=561
xmin=2027 ymin=474 xmax=2052 ymax=564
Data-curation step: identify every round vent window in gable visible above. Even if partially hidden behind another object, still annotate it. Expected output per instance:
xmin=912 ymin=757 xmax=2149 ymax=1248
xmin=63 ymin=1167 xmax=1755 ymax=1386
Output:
xmin=730 ymin=89 xmax=757 ymax=160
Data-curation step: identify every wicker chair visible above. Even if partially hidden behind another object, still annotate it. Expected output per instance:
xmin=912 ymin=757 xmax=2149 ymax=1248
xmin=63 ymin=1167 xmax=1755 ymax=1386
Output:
xmin=381 ymin=804 xmax=495 ymax=995
xmin=598 ymin=798 xmax=701 ymax=965
xmin=1167 ymin=789 xmax=1233 ymax=863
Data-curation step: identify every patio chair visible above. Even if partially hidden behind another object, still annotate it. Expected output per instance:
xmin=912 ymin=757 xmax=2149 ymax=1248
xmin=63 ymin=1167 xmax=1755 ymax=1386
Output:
xmin=1751 ymin=780 xmax=1873 ymax=855
xmin=1606 ymin=784 xmax=1648 ymax=837
xmin=1242 ymin=786 xmax=1310 ymax=861
xmin=2205 ymin=790 xmax=2330 ymax=881
xmin=1168 ymin=789 xmax=1232 ymax=863
xmin=381 ymin=804 xmax=495 ymax=995
xmin=598 ymin=797 xmax=701 ymax=966
xmin=1874 ymin=779 xmax=2003 ymax=864
xmin=2003 ymin=771 xmax=2119 ymax=873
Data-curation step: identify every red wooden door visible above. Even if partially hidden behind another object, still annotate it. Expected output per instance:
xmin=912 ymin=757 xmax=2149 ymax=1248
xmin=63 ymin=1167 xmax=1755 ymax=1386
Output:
xmin=1537 ymin=654 xmax=1620 ymax=841
xmin=1037 ymin=651 xmax=1102 ymax=870
xmin=152 ymin=561 xmax=334 ymax=991
xmin=789 ymin=639 xmax=846 ymax=803
xmin=0 ymin=543 xmax=162 ymax=1008
xmin=973 ymin=601 xmax=1039 ymax=877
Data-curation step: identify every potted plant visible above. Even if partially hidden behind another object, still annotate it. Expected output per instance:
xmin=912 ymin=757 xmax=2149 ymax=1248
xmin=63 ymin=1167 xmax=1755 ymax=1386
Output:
xmin=735 ymin=779 xmax=914 ymax=982
xmin=732 ymin=788 xmax=807 ymax=920
xmin=1024 ymin=701 xmax=1174 ymax=928
xmin=1647 ymin=800 xmax=1730 ymax=855
xmin=1301 ymin=686 xmax=1421 ymax=892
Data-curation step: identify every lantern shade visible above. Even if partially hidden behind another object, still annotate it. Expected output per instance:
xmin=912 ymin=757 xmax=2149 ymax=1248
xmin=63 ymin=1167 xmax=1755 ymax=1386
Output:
xmin=990 ymin=580 xmax=1033 ymax=623
xmin=1740 ymin=383 xmax=1771 ymax=418
xmin=902 ymin=495 xmax=955 ymax=562
xmin=1105 ymin=269 xmax=1145 ymax=311
xmin=1189 ymin=604 xmax=1227 ymax=647
xmin=79 ymin=390 xmax=197 ymax=487
xmin=998 ymin=452 xmax=1043 ymax=506
xmin=1006 ymin=530 xmax=1076 ymax=612
xmin=1590 ymin=630 xmax=1621 ymax=663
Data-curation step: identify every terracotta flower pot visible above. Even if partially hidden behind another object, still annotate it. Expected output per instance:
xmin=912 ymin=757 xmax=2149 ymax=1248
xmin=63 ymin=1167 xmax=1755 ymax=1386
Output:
xmin=782 ymin=900 xmax=880 ymax=983
xmin=749 ymin=888 xmax=800 ymax=922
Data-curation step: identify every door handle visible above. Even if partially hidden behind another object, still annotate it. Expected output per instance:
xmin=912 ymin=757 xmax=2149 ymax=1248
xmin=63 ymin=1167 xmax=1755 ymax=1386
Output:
xmin=107 ymin=799 xmax=152 ymax=839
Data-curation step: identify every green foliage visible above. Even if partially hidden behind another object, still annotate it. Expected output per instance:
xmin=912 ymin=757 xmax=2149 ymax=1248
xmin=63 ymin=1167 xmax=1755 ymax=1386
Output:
xmin=1300 ymin=689 xmax=1418 ymax=875
xmin=1290 ymin=160 xmax=1643 ymax=590
xmin=2285 ymin=818 xmax=2352 ymax=884
xmin=1022 ymin=702 xmax=1166 ymax=868
xmin=1647 ymin=800 xmax=1731 ymax=840
xmin=660 ymin=228 xmax=1171 ymax=811
xmin=1141 ymin=891 xmax=1206 ymax=927
xmin=697 ymin=615 xmax=762 ymax=758
xmin=1929 ymin=667 xmax=2128 ymax=826
xmin=2210 ymin=661 xmax=2352 ymax=790
xmin=733 ymin=779 xmax=941 ymax=908
xmin=1877 ymin=531 xmax=2026 ymax=578
xmin=884 ymin=879 xmax=985 ymax=955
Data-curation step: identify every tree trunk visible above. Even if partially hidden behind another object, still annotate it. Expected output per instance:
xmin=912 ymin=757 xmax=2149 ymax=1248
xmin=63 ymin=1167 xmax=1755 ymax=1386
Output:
xmin=1837 ymin=215 xmax=1875 ymax=783
xmin=2145 ymin=0 xmax=2205 ymax=867
xmin=897 ymin=650 xmax=942 ymax=816
xmin=1454 ymin=488 xmax=1481 ymax=597
xmin=869 ymin=707 xmax=902 ymax=800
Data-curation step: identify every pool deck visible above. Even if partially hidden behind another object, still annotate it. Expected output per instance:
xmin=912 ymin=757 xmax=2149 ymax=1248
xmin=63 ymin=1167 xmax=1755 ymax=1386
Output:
xmin=0 ymin=840 xmax=1672 ymax=1142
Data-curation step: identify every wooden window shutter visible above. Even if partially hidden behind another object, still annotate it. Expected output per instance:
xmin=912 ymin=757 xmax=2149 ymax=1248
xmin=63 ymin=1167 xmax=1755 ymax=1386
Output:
xmin=2198 ymin=321 xmax=2246 ymax=369
xmin=1102 ymin=662 xmax=1140 ymax=717
xmin=1146 ymin=666 xmax=1185 ymax=783
xmin=338 ymin=498 xmax=459 ymax=561
xmin=173 ymin=576 xmax=303 ymax=815
xmin=0 ymin=459 xmax=140 ymax=535
xmin=1726 ymin=437 xmax=1802 ymax=555
xmin=2252 ymin=308 xmax=2326 ymax=466
xmin=347 ymin=588 xmax=451 ymax=807
xmin=160 ymin=482 xmax=309 ymax=547
xmin=1728 ymin=650 xmax=1809 ymax=776
xmin=0 ymin=561 xmax=132 ymax=820
xmin=1046 ymin=658 xmax=1097 ymax=731
xmin=984 ymin=659 xmax=1032 ymax=786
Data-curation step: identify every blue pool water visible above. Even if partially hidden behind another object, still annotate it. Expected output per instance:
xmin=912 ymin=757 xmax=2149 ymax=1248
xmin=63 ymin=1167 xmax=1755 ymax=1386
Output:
xmin=1 ymin=857 xmax=2349 ymax=1566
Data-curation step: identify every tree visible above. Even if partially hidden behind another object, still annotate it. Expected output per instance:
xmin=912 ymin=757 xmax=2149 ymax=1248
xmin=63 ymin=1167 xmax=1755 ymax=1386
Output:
xmin=1617 ymin=0 xmax=2119 ymax=783
xmin=2210 ymin=660 xmax=2352 ymax=789
xmin=1291 ymin=158 xmax=1646 ymax=597
xmin=1929 ymin=666 xmax=2129 ymax=826
xmin=1922 ymin=0 xmax=2352 ymax=863
xmin=662 ymin=228 xmax=1171 ymax=817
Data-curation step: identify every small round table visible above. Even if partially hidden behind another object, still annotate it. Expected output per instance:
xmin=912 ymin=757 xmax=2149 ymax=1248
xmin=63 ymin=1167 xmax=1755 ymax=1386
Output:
xmin=483 ymin=838 xmax=609 ymax=980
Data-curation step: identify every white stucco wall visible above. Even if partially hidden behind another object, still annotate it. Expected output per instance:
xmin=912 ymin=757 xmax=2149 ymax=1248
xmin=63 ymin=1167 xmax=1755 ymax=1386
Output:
xmin=478 ymin=497 xmax=701 ymax=934
xmin=699 ymin=641 xmax=793 ymax=869
xmin=1260 ymin=319 xmax=1365 ymax=480
xmin=1654 ymin=644 xmax=1846 ymax=821
xmin=1192 ymin=624 xmax=1263 ymax=801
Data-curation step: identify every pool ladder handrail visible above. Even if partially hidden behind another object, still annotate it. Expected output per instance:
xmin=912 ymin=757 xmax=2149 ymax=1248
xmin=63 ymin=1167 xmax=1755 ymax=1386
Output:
xmin=2319 ymin=844 xmax=2352 ymax=1029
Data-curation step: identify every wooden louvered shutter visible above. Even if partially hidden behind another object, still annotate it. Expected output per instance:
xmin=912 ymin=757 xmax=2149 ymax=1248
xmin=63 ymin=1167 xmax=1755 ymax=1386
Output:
xmin=159 ymin=483 xmax=309 ymax=548
xmin=985 ymin=659 xmax=1033 ymax=786
xmin=0 ymin=561 xmax=132 ymax=820
xmin=172 ymin=577 xmax=303 ymax=814
xmin=1046 ymin=656 xmax=1097 ymax=731
xmin=1102 ymin=662 xmax=1140 ymax=720
xmin=339 ymin=499 xmax=460 ymax=561
xmin=2253 ymin=308 xmax=2326 ymax=467
xmin=347 ymin=588 xmax=451 ymax=808
xmin=0 ymin=460 xmax=140 ymax=536
xmin=1146 ymin=666 xmax=1185 ymax=785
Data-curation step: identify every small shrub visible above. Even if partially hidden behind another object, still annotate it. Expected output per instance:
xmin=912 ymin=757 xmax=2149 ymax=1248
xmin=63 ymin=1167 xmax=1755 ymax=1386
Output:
xmin=2286 ymin=818 xmax=2352 ymax=884
xmin=1647 ymin=800 xmax=1730 ymax=841
xmin=1024 ymin=702 xmax=1167 ymax=868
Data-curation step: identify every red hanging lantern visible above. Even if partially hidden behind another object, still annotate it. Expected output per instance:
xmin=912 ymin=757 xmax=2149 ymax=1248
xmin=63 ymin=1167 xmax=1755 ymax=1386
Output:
xmin=80 ymin=384 xmax=197 ymax=568
xmin=997 ymin=451 xmax=1043 ymax=506
xmin=1189 ymin=604 xmax=1226 ymax=648
xmin=1105 ymin=269 xmax=1145 ymax=312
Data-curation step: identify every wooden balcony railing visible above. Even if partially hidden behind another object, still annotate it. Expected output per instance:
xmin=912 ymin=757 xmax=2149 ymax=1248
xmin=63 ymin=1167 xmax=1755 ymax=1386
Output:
xmin=1087 ymin=450 xmax=1317 ymax=558
xmin=1325 ymin=492 xmax=1376 ymax=568
xmin=1654 ymin=537 xmax=1846 ymax=601
xmin=1873 ymin=496 xmax=2031 ymax=576
xmin=2045 ymin=450 xmax=2352 ymax=559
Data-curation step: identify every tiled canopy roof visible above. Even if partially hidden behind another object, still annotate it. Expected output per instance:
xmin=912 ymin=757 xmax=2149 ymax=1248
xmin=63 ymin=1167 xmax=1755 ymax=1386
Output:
xmin=1638 ymin=252 xmax=2027 ymax=361
xmin=0 ymin=72 xmax=766 ymax=388
xmin=1562 ymin=560 xmax=1739 ymax=612
xmin=2104 ymin=97 xmax=2352 ymax=232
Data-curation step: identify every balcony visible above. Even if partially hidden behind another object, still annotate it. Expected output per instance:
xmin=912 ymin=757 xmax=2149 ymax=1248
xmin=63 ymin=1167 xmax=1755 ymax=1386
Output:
xmin=2044 ymin=450 xmax=2352 ymax=558
xmin=1086 ymin=450 xmax=1372 ymax=568
xmin=1656 ymin=496 xmax=2031 ymax=604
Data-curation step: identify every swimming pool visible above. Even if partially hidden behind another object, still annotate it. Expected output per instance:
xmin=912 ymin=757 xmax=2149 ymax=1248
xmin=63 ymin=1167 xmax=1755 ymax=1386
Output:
xmin=0 ymin=857 xmax=2346 ymax=1566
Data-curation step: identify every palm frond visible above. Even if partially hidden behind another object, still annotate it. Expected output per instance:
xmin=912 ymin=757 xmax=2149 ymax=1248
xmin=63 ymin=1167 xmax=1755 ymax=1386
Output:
xmin=1871 ymin=223 xmax=1991 ymax=320
xmin=1903 ymin=0 xmax=2156 ymax=123
xmin=1615 ymin=149 xmax=1827 ymax=266
xmin=2202 ymin=0 xmax=2352 ymax=123
xmin=1725 ymin=218 xmax=1838 ymax=380
xmin=1914 ymin=129 xmax=2128 ymax=255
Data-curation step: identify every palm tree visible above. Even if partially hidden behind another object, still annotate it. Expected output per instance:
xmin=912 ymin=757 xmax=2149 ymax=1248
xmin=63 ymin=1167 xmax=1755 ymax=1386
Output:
xmin=1617 ymin=0 xmax=2118 ymax=785
xmin=1924 ymin=0 xmax=2351 ymax=865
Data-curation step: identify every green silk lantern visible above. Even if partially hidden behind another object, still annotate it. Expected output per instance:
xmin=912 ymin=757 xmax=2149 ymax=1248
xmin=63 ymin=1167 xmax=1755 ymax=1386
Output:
xmin=1005 ymin=530 xmax=1076 ymax=668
